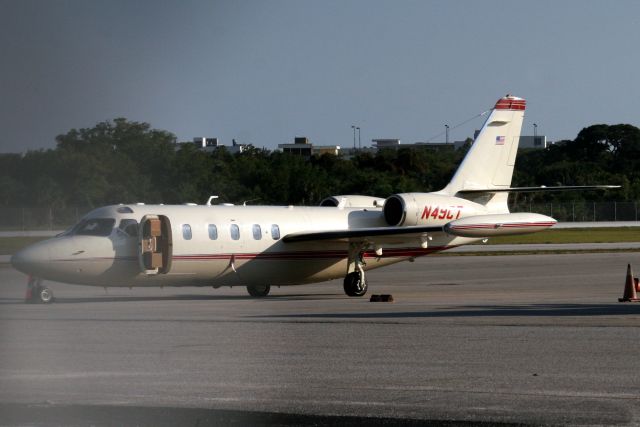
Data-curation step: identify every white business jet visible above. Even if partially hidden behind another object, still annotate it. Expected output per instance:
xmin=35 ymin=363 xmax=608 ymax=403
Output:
xmin=11 ymin=95 xmax=615 ymax=303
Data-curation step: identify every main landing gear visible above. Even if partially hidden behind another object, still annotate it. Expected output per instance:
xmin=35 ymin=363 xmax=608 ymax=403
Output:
xmin=343 ymin=243 xmax=368 ymax=297
xmin=344 ymin=271 xmax=367 ymax=297
xmin=247 ymin=284 xmax=271 ymax=297
xmin=25 ymin=276 xmax=54 ymax=304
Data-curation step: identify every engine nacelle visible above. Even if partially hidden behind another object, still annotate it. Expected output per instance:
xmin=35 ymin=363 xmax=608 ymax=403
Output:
xmin=320 ymin=195 xmax=385 ymax=209
xmin=383 ymin=193 xmax=484 ymax=226
xmin=444 ymin=213 xmax=556 ymax=237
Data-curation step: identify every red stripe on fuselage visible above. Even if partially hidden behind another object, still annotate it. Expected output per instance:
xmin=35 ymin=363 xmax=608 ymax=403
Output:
xmin=173 ymin=246 xmax=453 ymax=262
xmin=50 ymin=247 xmax=457 ymax=266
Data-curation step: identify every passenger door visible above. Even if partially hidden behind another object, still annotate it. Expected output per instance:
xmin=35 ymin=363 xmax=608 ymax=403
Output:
xmin=138 ymin=215 xmax=172 ymax=275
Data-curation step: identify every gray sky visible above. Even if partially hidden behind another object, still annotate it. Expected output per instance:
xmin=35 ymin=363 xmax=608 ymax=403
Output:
xmin=1 ymin=0 xmax=639 ymax=153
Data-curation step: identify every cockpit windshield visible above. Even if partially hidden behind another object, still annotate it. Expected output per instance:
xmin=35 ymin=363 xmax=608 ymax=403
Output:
xmin=118 ymin=219 xmax=139 ymax=237
xmin=70 ymin=218 xmax=116 ymax=237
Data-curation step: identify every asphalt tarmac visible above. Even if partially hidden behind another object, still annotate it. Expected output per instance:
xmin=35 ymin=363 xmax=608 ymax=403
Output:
xmin=1 ymin=252 xmax=640 ymax=426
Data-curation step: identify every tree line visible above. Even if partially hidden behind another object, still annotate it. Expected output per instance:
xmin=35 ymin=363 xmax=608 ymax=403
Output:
xmin=0 ymin=118 xmax=638 ymax=210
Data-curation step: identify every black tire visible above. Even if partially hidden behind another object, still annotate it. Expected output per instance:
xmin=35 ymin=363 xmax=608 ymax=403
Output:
xmin=247 ymin=284 xmax=270 ymax=297
xmin=343 ymin=271 xmax=368 ymax=297
xmin=38 ymin=287 xmax=54 ymax=304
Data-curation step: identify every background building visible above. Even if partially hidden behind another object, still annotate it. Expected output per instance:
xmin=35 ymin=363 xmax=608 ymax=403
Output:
xmin=278 ymin=137 xmax=340 ymax=157
xmin=519 ymin=135 xmax=548 ymax=149
xmin=176 ymin=137 xmax=250 ymax=154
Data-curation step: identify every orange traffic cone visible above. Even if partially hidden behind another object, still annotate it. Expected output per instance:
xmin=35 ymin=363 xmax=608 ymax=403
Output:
xmin=619 ymin=264 xmax=640 ymax=302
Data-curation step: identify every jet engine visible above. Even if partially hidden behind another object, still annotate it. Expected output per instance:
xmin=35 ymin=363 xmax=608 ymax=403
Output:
xmin=383 ymin=193 xmax=482 ymax=226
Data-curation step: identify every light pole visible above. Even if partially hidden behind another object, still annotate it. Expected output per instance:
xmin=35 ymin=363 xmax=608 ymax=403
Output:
xmin=351 ymin=125 xmax=356 ymax=151
xmin=356 ymin=127 xmax=361 ymax=150
xmin=445 ymin=124 xmax=450 ymax=144
xmin=533 ymin=123 xmax=538 ymax=146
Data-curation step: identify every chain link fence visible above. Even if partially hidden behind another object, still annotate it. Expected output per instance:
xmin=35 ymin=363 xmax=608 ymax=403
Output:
xmin=0 ymin=202 xmax=638 ymax=231
xmin=0 ymin=207 xmax=91 ymax=231
xmin=509 ymin=201 xmax=640 ymax=222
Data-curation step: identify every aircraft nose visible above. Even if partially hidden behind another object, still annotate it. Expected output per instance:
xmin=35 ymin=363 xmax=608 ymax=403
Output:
xmin=11 ymin=242 xmax=51 ymax=275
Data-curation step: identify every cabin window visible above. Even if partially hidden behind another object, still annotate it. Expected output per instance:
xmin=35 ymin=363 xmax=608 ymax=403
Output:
xmin=271 ymin=224 xmax=281 ymax=240
xmin=208 ymin=224 xmax=218 ymax=240
xmin=73 ymin=218 xmax=116 ymax=237
xmin=230 ymin=224 xmax=240 ymax=240
xmin=252 ymin=224 xmax=262 ymax=240
xmin=118 ymin=219 xmax=138 ymax=237
xmin=182 ymin=224 xmax=192 ymax=240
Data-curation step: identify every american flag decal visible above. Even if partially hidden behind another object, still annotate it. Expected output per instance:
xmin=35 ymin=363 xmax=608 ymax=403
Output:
xmin=495 ymin=136 xmax=505 ymax=145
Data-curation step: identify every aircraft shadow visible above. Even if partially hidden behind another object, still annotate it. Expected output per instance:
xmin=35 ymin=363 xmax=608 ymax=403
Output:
xmin=255 ymin=303 xmax=640 ymax=320
xmin=0 ymin=293 xmax=343 ymax=305
xmin=0 ymin=402 xmax=506 ymax=427
xmin=0 ymin=295 xmax=246 ymax=304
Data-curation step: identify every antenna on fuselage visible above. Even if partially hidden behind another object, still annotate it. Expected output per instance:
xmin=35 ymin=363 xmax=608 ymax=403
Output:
xmin=206 ymin=196 xmax=219 ymax=206
xmin=242 ymin=198 xmax=261 ymax=206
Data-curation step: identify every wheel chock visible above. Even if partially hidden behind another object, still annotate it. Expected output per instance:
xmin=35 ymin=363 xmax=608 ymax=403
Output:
xmin=619 ymin=264 xmax=640 ymax=302
xmin=370 ymin=294 xmax=394 ymax=302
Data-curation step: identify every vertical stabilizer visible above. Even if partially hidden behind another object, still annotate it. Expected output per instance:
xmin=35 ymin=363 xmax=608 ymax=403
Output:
xmin=441 ymin=95 xmax=525 ymax=212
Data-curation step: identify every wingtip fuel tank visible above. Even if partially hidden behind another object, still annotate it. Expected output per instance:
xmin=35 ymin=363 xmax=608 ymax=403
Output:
xmin=444 ymin=213 xmax=556 ymax=238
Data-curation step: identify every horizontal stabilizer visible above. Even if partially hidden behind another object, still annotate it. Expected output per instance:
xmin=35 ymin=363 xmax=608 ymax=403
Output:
xmin=457 ymin=185 xmax=620 ymax=195
xmin=282 ymin=225 xmax=443 ymax=243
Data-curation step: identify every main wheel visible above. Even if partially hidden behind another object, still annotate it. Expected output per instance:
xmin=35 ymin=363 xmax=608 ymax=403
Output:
xmin=343 ymin=271 xmax=368 ymax=297
xmin=247 ymin=284 xmax=271 ymax=297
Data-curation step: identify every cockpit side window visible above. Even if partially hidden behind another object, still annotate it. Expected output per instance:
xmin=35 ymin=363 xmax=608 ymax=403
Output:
xmin=118 ymin=219 xmax=139 ymax=237
xmin=73 ymin=218 xmax=116 ymax=236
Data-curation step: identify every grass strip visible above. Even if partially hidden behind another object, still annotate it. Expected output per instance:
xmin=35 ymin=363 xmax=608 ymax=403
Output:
xmin=436 ymin=248 xmax=640 ymax=256
xmin=0 ymin=237 xmax=48 ymax=255
xmin=480 ymin=227 xmax=640 ymax=245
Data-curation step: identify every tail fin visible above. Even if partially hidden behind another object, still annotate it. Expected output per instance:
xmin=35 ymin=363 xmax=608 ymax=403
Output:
xmin=440 ymin=94 xmax=525 ymax=212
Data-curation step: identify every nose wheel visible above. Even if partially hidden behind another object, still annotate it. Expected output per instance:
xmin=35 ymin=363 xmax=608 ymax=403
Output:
xmin=247 ymin=284 xmax=271 ymax=297
xmin=25 ymin=276 xmax=54 ymax=304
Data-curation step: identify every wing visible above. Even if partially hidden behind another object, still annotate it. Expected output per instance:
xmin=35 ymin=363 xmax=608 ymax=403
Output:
xmin=282 ymin=225 xmax=443 ymax=244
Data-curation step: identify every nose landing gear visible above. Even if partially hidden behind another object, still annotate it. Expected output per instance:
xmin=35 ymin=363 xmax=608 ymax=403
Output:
xmin=25 ymin=276 xmax=54 ymax=304
xmin=247 ymin=284 xmax=271 ymax=297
